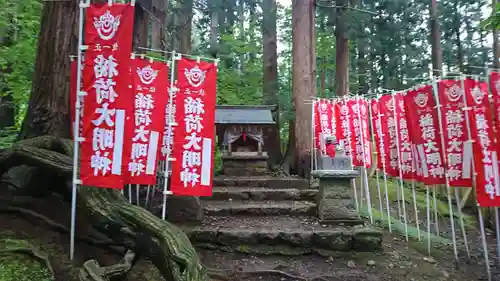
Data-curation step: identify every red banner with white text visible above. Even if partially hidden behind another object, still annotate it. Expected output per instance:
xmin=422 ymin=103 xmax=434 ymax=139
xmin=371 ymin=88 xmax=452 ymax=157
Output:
xmin=405 ymin=86 xmax=445 ymax=185
xmin=314 ymin=99 xmax=335 ymax=156
xmin=437 ymin=80 xmax=473 ymax=187
xmin=124 ymin=58 xmax=169 ymax=185
xmin=393 ymin=93 xmax=414 ymax=179
xmin=350 ymin=98 xmax=372 ymax=168
xmin=79 ymin=3 xmax=134 ymax=189
xmin=337 ymin=100 xmax=354 ymax=159
xmin=464 ymin=79 xmax=500 ymax=206
xmin=161 ymin=82 xmax=176 ymax=159
xmin=490 ymin=72 xmax=500 ymax=162
xmin=377 ymin=95 xmax=399 ymax=177
xmin=370 ymin=99 xmax=387 ymax=171
xmin=170 ymin=58 xmax=217 ymax=196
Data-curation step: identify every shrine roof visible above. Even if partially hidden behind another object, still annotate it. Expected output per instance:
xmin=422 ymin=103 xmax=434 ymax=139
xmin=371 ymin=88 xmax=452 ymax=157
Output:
xmin=215 ymin=105 xmax=276 ymax=125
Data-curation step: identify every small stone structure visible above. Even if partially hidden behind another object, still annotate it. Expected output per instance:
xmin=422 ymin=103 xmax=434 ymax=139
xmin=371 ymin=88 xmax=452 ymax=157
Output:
xmin=312 ymin=148 xmax=364 ymax=226
xmin=215 ymin=105 xmax=276 ymax=176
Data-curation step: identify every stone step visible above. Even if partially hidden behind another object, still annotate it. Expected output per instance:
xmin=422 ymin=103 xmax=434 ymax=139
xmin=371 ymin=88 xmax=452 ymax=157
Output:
xmin=213 ymin=176 xmax=309 ymax=189
xmin=183 ymin=215 xmax=382 ymax=255
xmin=204 ymin=200 xmax=317 ymax=216
xmin=205 ymin=187 xmax=318 ymax=201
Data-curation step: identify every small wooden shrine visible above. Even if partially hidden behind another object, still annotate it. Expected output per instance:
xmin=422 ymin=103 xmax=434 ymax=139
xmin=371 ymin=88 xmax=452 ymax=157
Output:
xmin=215 ymin=105 xmax=276 ymax=176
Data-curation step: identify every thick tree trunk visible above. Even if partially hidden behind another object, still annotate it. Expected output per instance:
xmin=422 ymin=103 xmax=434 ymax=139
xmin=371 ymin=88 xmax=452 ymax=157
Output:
xmin=179 ymin=0 xmax=193 ymax=54
xmin=429 ymin=0 xmax=443 ymax=77
xmin=292 ymin=0 xmax=315 ymax=178
xmin=210 ymin=1 xmax=219 ymax=58
xmin=151 ymin=0 xmax=167 ymax=50
xmin=18 ymin=0 xmax=78 ymax=140
xmin=263 ymin=0 xmax=282 ymax=165
xmin=493 ymin=0 xmax=500 ymax=69
xmin=335 ymin=0 xmax=349 ymax=96
xmin=238 ymin=0 xmax=245 ymax=72
xmin=0 ymin=137 xmax=209 ymax=281
xmin=133 ymin=2 xmax=150 ymax=53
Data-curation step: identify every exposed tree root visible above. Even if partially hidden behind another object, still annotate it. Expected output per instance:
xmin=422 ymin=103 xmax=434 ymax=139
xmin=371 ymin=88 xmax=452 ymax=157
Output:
xmin=0 ymin=244 xmax=55 ymax=277
xmin=0 ymin=205 xmax=125 ymax=251
xmin=79 ymin=250 xmax=136 ymax=281
xmin=0 ymin=136 xmax=209 ymax=281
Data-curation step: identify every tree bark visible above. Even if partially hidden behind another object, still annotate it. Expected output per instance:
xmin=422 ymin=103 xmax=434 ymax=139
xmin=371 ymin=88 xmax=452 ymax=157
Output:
xmin=335 ymin=0 xmax=349 ymax=96
xmin=133 ymin=2 xmax=150 ymax=53
xmin=493 ymin=0 xmax=500 ymax=69
xmin=292 ymin=0 xmax=315 ymax=178
xmin=18 ymin=0 xmax=78 ymax=140
xmin=263 ymin=0 xmax=282 ymax=165
xmin=179 ymin=0 xmax=193 ymax=54
xmin=151 ymin=0 xmax=167 ymax=50
xmin=238 ymin=0 xmax=245 ymax=72
xmin=429 ymin=0 xmax=443 ymax=77
xmin=209 ymin=0 xmax=219 ymax=58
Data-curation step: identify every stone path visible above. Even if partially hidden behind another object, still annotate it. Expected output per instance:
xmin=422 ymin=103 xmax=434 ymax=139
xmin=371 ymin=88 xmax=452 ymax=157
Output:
xmin=181 ymin=176 xmax=383 ymax=256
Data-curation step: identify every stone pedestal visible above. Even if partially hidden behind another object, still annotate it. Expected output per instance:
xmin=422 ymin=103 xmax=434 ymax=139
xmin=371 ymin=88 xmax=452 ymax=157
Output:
xmin=311 ymin=169 xmax=363 ymax=225
xmin=222 ymin=154 xmax=269 ymax=176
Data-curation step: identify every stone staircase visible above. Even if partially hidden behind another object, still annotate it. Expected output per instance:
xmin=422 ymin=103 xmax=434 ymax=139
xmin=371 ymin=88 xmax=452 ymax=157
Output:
xmin=181 ymin=175 xmax=383 ymax=256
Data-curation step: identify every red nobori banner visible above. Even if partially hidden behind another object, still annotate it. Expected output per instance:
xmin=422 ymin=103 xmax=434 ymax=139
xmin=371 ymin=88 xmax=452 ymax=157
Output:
xmin=490 ymin=72 xmax=500 ymax=160
xmin=337 ymin=99 xmax=353 ymax=158
xmin=351 ymin=98 xmax=372 ymax=168
xmin=70 ymin=58 xmax=85 ymax=139
xmin=84 ymin=3 xmax=134 ymax=52
xmin=79 ymin=4 xmax=134 ymax=189
xmin=393 ymin=93 xmax=414 ymax=179
xmin=405 ymin=86 xmax=446 ymax=185
xmin=437 ymin=80 xmax=473 ymax=187
xmin=170 ymin=58 xmax=217 ymax=197
xmin=347 ymin=99 xmax=362 ymax=167
xmin=370 ymin=98 xmax=387 ymax=171
xmin=161 ymin=82 xmax=176 ymax=159
xmin=124 ymin=58 xmax=169 ymax=185
xmin=314 ymin=99 xmax=334 ymax=155
xmin=465 ymin=79 xmax=500 ymax=206
xmin=378 ymin=95 xmax=399 ymax=177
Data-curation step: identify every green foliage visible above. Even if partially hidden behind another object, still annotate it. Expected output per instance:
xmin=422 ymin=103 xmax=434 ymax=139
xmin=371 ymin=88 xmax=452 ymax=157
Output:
xmin=481 ymin=3 xmax=500 ymax=30
xmin=0 ymin=239 xmax=53 ymax=281
xmin=0 ymin=0 xmax=42 ymax=129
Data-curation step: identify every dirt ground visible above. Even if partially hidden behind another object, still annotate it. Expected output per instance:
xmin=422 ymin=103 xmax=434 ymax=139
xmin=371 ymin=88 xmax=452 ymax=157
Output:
xmin=0 ymin=192 xmax=499 ymax=281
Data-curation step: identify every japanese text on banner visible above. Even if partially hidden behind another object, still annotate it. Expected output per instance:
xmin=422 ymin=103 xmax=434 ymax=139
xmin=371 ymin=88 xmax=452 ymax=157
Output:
xmin=404 ymin=86 xmax=445 ymax=185
xmin=378 ymin=95 xmax=399 ymax=177
xmin=393 ymin=93 xmax=414 ymax=179
xmin=79 ymin=3 xmax=134 ymax=189
xmin=170 ymin=58 xmax=217 ymax=197
xmin=370 ymin=99 xmax=386 ymax=171
xmin=314 ymin=99 xmax=335 ymax=156
xmin=465 ymin=79 xmax=500 ymax=207
xmin=337 ymin=100 xmax=353 ymax=158
xmin=437 ymin=80 xmax=473 ymax=187
xmin=125 ymin=58 xmax=169 ymax=185
xmin=352 ymin=98 xmax=372 ymax=168
xmin=490 ymin=72 xmax=500 ymax=161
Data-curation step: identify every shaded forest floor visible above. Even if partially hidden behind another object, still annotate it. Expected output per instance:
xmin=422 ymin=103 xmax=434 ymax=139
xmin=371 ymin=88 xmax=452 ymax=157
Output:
xmin=0 ymin=191 xmax=498 ymax=281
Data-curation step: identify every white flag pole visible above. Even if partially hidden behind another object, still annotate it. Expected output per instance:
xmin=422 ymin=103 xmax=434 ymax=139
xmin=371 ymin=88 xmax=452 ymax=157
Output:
xmin=136 ymin=184 xmax=140 ymax=206
xmin=432 ymin=188 xmax=440 ymax=235
xmin=145 ymin=185 xmax=151 ymax=207
xmin=426 ymin=186 xmax=431 ymax=255
xmin=431 ymin=77 xmax=459 ymax=263
xmin=478 ymin=206 xmax=492 ymax=281
xmin=161 ymin=51 xmax=180 ymax=220
xmin=391 ymin=92 xmax=409 ymax=241
xmin=375 ymin=95 xmax=392 ymax=232
xmin=356 ymin=96 xmax=373 ymax=223
xmin=368 ymin=99 xmax=385 ymax=224
xmin=70 ymin=0 xmax=89 ymax=261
